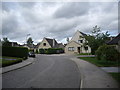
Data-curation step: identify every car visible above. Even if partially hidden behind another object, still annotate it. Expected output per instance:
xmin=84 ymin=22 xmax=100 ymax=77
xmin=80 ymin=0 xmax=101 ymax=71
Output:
xmin=28 ymin=52 xmax=36 ymax=58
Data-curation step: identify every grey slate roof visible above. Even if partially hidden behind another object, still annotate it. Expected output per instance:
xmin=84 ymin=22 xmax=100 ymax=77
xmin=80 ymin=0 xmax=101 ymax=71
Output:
xmin=107 ymin=33 xmax=120 ymax=45
xmin=79 ymin=31 xmax=87 ymax=36
xmin=45 ymin=38 xmax=58 ymax=48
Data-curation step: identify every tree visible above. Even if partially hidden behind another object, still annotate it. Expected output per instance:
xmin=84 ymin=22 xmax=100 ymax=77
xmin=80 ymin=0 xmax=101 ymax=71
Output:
xmin=27 ymin=37 xmax=33 ymax=45
xmin=2 ymin=37 xmax=12 ymax=47
xmin=66 ymin=37 xmax=69 ymax=43
xmin=85 ymin=25 xmax=110 ymax=54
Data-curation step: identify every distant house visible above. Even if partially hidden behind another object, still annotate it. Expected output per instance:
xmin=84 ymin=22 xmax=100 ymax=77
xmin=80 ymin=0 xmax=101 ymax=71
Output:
xmin=11 ymin=42 xmax=19 ymax=47
xmin=20 ymin=44 xmax=34 ymax=50
xmin=65 ymin=30 xmax=91 ymax=54
xmin=38 ymin=37 xmax=64 ymax=50
xmin=107 ymin=33 xmax=120 ymax=52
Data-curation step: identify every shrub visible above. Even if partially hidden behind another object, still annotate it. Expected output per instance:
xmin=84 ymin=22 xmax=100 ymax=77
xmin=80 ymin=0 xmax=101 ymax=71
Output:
xmin=2 ymin=46 xmax=28 ymax=59
xmin=39 ymin=49 xmax=45 ymax=54
xmin=35 ymin=49 xmax=39 ymax=54
xmin=96 ymin=45 xmax=120 ymax=61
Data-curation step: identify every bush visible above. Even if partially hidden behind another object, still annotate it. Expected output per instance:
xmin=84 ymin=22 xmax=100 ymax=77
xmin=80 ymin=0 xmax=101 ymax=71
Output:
xmin=95 ymin=45 xmax=120 ymax=61
xmin=35 ymin=49 xmax=39 ymax=54
xmin=39 ymin=48 xmax=64 ymax=54
xmin=39 ymin=49 xmax=45 ymax=54
xmin=2 ymin=46 xmax=28 ymax=59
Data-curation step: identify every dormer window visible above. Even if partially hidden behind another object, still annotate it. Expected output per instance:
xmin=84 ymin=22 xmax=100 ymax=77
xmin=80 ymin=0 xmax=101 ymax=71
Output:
xmin=43 ymin=43 xmax=46 ymax=46
xmin=78 ymin=40 xmax=83 ymax=43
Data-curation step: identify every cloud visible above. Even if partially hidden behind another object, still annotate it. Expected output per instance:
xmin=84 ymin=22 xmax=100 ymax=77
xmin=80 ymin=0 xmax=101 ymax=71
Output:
xmin=2 ymin=2 xmax=118 ymax=44
xmin=54 ymin=2 xmax=90 ymax=18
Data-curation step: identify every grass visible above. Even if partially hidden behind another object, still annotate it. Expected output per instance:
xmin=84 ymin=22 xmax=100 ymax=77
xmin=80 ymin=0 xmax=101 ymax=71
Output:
xmin=79 ymin=57 xmax=120 ymax=67
xmin=0 ymin=56 xmax=23 ymax=67
xmin=77 ymin=53 xmax=92 ymax=55
xmin=109 ymin=73 xmax=120 ymax=84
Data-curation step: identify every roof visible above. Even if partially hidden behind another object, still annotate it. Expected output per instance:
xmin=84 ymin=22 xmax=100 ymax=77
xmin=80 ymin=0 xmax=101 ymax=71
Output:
xmin=67 ymin=41 xmax=81 ymax=46
xmin=34 ymin=42 xmax=41 ymax=48
xmin=45 ymin=38 xmax=58 ymax=48
xmin=107 ymin=33 xmax=120 ymax=45
xmin=79 ymin=31 xmax=87 ymax=36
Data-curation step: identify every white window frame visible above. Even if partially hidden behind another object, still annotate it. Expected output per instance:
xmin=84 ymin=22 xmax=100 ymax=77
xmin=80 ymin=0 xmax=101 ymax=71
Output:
xmin=68 ymin=47 xmax=74 ymax=51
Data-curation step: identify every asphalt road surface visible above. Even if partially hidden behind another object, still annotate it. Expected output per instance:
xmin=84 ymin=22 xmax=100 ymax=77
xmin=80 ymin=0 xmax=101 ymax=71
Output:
xmin=2 ymin=54 xmax=80 ymax=88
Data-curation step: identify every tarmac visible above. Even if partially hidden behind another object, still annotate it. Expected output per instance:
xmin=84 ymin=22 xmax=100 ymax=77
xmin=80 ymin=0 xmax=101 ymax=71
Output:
xmin=0 ymin=55 xmax=119 ymax=88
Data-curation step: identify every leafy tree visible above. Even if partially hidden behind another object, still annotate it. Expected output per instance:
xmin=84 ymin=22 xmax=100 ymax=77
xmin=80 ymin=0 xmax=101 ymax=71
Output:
xmin=2 ymin=37 xmax=12 ymax=46
xmin=27 ymin=37 xmax=33 ymax=45
xmin=85 ymin=25 xmax=110 ymax=54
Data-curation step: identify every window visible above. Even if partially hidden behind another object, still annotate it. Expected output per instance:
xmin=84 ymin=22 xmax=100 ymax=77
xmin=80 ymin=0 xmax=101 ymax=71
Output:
xmin=84 ymin=46 xmax=88 ymax=50
xmin=68 ymin=47 xmax=74 ymax=51
xmin=78 ymin=40 xmax=83 ymax=43
xmin=43 ymin=43 xmax=46 ymax=46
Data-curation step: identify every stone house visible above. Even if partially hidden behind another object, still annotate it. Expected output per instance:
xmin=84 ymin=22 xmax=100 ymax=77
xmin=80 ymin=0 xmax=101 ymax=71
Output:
xmin=65 ymin=30 xmax=91 ymax=54
xmin=38 ymin=37 xmax=64 ymax=50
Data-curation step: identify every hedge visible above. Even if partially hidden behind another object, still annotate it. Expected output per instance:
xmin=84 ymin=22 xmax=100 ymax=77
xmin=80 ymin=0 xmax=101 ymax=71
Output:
xmin=2 ymin=46 xmax=28 ymax=59
xmin=95 ymin=45 xmax=120 ymax=61
xmin=39 ymin=48 xmax=64 ymax=54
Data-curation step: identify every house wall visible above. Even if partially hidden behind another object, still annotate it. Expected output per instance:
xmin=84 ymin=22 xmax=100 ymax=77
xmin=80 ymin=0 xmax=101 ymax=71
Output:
xmin=116 ymin=40 xmax=120 ymax=53
xmin=70 ymin=30 xmax=86 ymax=44
xmin=80 ymin=45 xmax=91 ymax=53
xmin=65 ymin=42 xmax=91 ymax=54
xmin=38 ymin=38 xmax=51 ymax=49
xmin=65 ymin=31 xmax=91 ymax=54
xmin=65 ymin=41 xmax=81 ymax=54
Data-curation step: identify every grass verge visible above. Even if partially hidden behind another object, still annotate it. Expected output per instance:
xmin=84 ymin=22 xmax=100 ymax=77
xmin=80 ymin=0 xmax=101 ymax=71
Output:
xmin=79 ymin=57 xmax=120 ymax=67
xmin=77 ymin=53 xmax=92 ymax=55
xmin=109 ymin=73 xmax=120 ymax=84
xmin=0 ymin=56 xmax=23 ymax=67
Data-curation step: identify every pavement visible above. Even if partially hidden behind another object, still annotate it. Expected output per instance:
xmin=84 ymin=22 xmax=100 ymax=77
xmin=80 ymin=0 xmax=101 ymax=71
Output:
xmin=100 ymin=67 xmax=120 ymax=73
xmin=1 ymin=54 xmax=119 ymax=88
xmin=70 ymin=57 xmax=119 ymax=88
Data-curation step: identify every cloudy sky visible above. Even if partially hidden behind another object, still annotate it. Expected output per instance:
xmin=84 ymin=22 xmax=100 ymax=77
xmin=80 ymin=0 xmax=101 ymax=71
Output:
xmin=2 ymin=1 xmax=119 ymax=44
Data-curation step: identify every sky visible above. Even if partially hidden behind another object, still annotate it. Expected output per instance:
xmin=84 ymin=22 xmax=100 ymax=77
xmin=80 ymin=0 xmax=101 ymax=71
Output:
xmin=1 ymin=0 xmax=119 ymax=44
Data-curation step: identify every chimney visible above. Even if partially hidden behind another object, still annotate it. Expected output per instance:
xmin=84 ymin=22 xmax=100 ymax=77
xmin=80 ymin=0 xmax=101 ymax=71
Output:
xmin=53 ymin=39 xmax=55 ymax=48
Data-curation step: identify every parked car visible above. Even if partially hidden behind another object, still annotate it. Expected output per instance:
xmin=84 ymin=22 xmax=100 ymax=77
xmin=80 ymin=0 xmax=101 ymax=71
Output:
xmin=28 ymin=52 xmax=36 ymax=58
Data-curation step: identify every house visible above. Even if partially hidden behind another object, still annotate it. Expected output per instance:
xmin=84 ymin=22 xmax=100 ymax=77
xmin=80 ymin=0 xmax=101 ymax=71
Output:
xmin=107 ymin=33 xmax=120 ymax=52
xmin=65 ymin=30 xmax=91 ymax=54
xmin=20 ymin=44 xmax=35 ymax=50
xmin=38 ymin=37 xmax=64 ymax=50
xmin=11 ymin=42 xmax=19 ymax=47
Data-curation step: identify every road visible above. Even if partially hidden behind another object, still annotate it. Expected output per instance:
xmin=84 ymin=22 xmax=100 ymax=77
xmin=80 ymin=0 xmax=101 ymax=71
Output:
xmin=2 ymin=54 xmax=80 ymax=88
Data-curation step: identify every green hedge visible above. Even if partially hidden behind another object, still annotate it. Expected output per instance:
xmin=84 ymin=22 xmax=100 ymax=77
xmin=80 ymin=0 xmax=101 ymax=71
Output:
xmin=39 ymin=49 xmax=45 ymax=54
xmin=95 ymin=45 xmax=120 ymax=61
xmin=39 ymin=48 xmax=64 ymax=54
xmin=2 ymin=46 xmax=28 ymax=59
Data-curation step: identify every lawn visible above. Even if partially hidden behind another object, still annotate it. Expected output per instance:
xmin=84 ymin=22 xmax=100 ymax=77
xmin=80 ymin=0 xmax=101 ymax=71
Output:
xmin=79 ymin=57 xmax=120 ymax=67
xmin=77 ymin=53 xmax=92 ymax=55
xmin=0 ymin=56 xmax=23 ymax=67
xmin=109 ymin=73 xmax=120 ymax=84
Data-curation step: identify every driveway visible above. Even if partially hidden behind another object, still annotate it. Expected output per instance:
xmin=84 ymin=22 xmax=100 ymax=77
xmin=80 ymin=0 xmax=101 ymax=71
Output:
xmin=2 ymin=54 xmax=80 ymax=88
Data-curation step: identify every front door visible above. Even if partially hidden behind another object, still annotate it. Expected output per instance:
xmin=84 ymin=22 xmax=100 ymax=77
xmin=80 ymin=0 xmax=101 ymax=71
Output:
xmin=78 ymin=47 xmax=80 ymax=54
